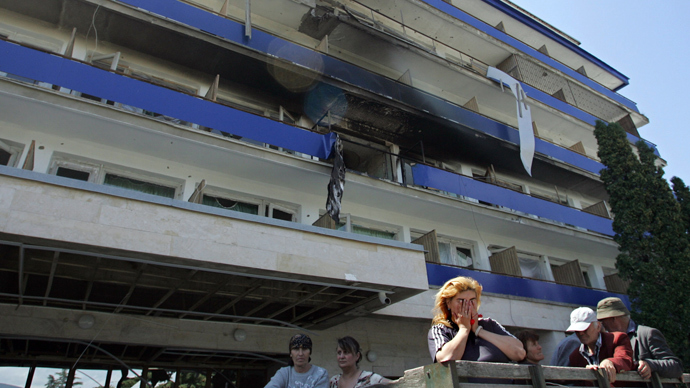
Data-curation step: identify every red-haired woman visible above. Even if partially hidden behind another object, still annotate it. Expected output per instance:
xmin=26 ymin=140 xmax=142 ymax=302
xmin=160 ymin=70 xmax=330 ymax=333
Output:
xmin=428 ymin=276 xmax=525 ymax=363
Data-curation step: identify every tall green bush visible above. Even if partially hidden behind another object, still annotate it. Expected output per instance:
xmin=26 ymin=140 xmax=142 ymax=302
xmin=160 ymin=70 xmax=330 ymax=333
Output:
xmin=595 ymin=120 xmax=690 ymax=371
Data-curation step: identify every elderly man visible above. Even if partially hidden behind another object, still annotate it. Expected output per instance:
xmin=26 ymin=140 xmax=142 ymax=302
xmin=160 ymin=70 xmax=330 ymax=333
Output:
xmin=567 ymin=307 xmax=633 ymax=383
xmin=597 ymin=297 xmax=683 ymax=379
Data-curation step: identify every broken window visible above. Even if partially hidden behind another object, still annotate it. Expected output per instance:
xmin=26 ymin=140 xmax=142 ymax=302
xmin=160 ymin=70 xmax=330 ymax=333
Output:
xmin=56 ymin=167 xmax=90 ymax=181
xmin=338 ymin=214 xmax=398 ymax=240
xmin=202 ymin=195 xmax=259 ymax=215
xmin=104 ymin=173 xmax=177 ymax=198
xmin=48 ymin=156 xmax=101 ymax=183
xmin=412 ymin=230 xmax=475 ymax=267
xmin=528 ymin=186 xmax=569 ymax=206
xmin=200 ymin=187 xmax=298 ymax=222
xmin=341 ymin=139 xmax=394 ymax=181
xmin=489 ymin=246 xmax=546 ymax=280
xmin=0 ymin=139 xmax=24 ymax=167
xmin=439 ymin=243 xmax=473 ymax=268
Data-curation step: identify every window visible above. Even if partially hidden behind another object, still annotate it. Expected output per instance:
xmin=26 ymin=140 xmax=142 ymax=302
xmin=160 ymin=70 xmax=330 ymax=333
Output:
xmin=528 ymin=186 xmax=570 ymax=206
xmin=202 ymin=195 xmax=259 ymax=215
xmin=199 ymin=187 xmax=298 ymax=222
xmin=439 ymin=243 xmax=473 ymax=267
xmin=48 ymin=154 xmax=182 ymax=199
xmin=341 ymin=140 xmax=394 ymax=181
xmin=411 ymin=231 xmax=476 ymax=267
xmin=266 ymin=203 xmax=295 ymax=221
xmin=56 ymin=167 xmax=90 ymax=181
xmin=436 ymin=234 xmax=475 ymax=267
xmin=488 ymin=245 xmax=546 ymax=280
xmin=518 ymin=253 xmax=546 ymax=280
xmin=48 ymin=157 xmax=100 ymax=183
xmin=104 ymin=174 xmax=176 ymax=198
xmin=338 ymin=214 xmax=399 ymax=240
xmin=0 ymin=139 xmax=24 ymax=167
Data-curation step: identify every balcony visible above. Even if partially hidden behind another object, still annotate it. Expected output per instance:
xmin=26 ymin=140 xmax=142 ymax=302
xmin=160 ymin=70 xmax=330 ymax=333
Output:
xmin=0 ymin=166 xmax=428 ymax=330
xmin=425 ymin=263 xmax=628 ymax=307
xmin=1 ymin=0 xmax=656 ymax=175
xmin=0 ymin=33 xmax=621 ymax=237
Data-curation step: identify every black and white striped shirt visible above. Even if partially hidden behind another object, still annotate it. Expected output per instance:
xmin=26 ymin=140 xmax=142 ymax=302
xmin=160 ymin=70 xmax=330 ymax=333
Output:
xmin=427 ymin=317 xmax=516 ymax=363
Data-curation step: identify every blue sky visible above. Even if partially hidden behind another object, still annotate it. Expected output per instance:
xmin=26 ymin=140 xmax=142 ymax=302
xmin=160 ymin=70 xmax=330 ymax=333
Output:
xmin=512 ymin=0 xmax=690 ymax=184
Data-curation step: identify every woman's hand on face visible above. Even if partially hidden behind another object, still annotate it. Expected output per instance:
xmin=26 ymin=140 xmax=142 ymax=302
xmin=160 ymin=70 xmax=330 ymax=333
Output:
xmin=452 ymin=300 xmax=476 ymax=329
xmin=470 ymin=301 xmax=479 ymax=332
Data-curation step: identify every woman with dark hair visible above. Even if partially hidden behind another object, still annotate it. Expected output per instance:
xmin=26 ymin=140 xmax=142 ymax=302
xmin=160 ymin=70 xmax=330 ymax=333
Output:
xmin=428 ymin=276 xmax=525 ymax=363
xmin=329 ymin=336 xmax=389 ymax=388
xmin=516 ymin=330 xmax=544 ymax=364
xmin=265 ymin=334 xmax=329 ymax=388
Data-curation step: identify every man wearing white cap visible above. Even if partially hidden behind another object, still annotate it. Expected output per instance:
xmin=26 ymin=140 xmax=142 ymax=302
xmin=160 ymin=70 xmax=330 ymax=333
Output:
xmin=597 ymin=297 xmax=682 ymax=379
xmin=567 ymin=307 xmax=633 ymax=383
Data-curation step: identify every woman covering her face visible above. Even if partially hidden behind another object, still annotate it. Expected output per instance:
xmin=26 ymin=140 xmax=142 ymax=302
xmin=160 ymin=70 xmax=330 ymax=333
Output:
xmin=427 ymin=276 xmax=526 ymax=363
xmin=264 ymin=334 xmax=329 ymax=388
xmin=329 ymin=336 xmax=389 ymax=388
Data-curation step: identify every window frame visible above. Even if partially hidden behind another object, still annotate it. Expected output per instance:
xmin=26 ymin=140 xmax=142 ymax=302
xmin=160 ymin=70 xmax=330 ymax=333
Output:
xmin=488 ymin=245 xmax=547 ymax=280
xmin=339 ymin=214 xmax=400 ymax=241
xmin=49 ymin=158 xmax=102 ymax=183
xmin=48 ymin=154 xmax=183 ymax=199
xmin=437 ymin=237 xmax=475 ymax=268
xmin=201 ymin=186 xmax=299 ymax=222
xmin=0 ymin=139 xmax=25 ymax=168
xmin=411 ymin=230 xmax=476 ymax=268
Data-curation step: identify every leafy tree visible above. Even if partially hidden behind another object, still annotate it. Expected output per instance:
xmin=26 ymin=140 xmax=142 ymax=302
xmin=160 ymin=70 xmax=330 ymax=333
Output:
xmin=119 ymin=378 xmax=139 ymax=388
xmin=45 ymin=369 xmax=82 ymax=388
xmin=152 ymin=371 xmax=206 ymax=388
xmin=671 ymin=176 xmax=690 ymax=233
xmin=594 ymin=120 xmax=690 ymax=371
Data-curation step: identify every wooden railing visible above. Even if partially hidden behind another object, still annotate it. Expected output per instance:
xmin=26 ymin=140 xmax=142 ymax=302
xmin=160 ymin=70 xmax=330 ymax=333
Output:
xmin=373 ymin=361 xmax=690 ymax=388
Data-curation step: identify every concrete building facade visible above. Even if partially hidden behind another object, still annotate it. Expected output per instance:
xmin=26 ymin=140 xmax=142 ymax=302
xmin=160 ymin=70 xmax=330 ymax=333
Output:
xmin=0 ymin=0 xmax=656 ymax=386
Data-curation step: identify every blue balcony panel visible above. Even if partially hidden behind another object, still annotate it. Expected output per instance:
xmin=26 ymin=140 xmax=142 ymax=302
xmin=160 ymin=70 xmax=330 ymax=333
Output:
xmin=421 ymin=0 xmax=634 ymax=102
xmin=115 ymin=0 xmax=651 ymax=171
xmin=426 ymin=263 xmax=630 ymax=309
xmin=411 ymin=163 xmax=614 ymax=236
xmin=0 ymin=40 xmax=337 ymax=160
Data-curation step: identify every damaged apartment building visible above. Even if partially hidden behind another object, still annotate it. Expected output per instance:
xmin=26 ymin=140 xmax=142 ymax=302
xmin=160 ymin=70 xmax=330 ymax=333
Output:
xmin=0 ymin=0 xmax=655 ymax=386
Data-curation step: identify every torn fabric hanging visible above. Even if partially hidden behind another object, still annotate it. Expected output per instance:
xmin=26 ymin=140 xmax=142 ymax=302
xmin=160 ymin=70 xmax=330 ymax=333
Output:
xmin=486 ymin=67 xmax=535 ymax=176
xmin=326 ymin=135 xmax=345 ymax=223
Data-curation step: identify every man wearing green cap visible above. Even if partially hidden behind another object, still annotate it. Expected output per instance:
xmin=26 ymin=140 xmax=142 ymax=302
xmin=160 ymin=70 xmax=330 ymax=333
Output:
xmin=597 ymin=297 xmax=682 ymax=379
